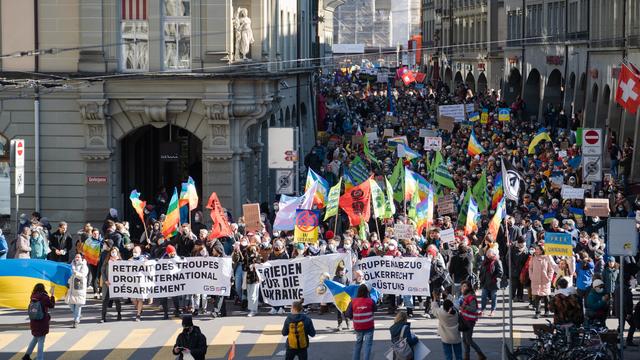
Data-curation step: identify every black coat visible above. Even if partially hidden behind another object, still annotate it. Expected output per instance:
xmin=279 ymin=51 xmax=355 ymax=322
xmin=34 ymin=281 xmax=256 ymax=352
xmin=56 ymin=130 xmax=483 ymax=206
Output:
xmin=448 ymin=250 xmax=472 ymax=283
xmin=172 ymin=326 xmax=207 ymax=360
xmin=48 ymin=230 xmax=72 ymax=262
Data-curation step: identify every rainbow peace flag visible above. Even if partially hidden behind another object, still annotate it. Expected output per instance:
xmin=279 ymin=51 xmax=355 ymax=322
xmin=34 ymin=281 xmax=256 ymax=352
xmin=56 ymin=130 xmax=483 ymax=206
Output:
xmin=464 ymin=195 xmax=479 ymax=236
xmin=129 ymin=190 xmax=146 ymax=224
xmin=487 ymin=197 xmax=506 ymax=240
xmin=0 ymin=259 xmax=72 ymax=309
xmin=467 ymin=129 xmax=485 ymax=156
xmin=404 ymin=168 xmax=419 ymax=201
xmin=162 ymin=188 xmax=180 ymax=239
xmin=323 ymin=279 xmax=380 ymax=312
xmin=305 ymin=169 xmax=329 ymax=208
xmin=82 ymin=237 xmax=102 ymax=266
xmin=491 ymin=172 xmax=504 ymax=210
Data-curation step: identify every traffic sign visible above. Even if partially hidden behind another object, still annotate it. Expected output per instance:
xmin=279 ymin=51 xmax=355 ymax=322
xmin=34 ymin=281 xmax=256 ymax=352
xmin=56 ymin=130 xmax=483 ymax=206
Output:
xmin=583 ymin=155 xmax=602 ymax=182
xmin=15 ymin=166 xmax=24 ymax=195
xmin=14 ymin=139 xmax=25 ymax=168
xmin=581 ymin=128 xmax=602 ymax=155
xmin=275 ymin=170 xmax=294 ymax=194
xmin=607 ymin=218 xmax=637 ymax=256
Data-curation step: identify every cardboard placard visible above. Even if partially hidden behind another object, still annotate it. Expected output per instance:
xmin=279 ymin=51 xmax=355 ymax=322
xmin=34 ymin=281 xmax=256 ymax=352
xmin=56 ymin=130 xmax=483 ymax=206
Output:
xmin=424 ymin=136 xmax=443 ymax=151
xmin=419 ymin=129 xmax=436 ymax=138
xmin=366 ymin=132 xmax=378 ymax=142
xmin=394 ymin=224 xmax=414 ymax=240
xmin=383 ymin=128 xmax=395 ymax=137
xmin=437 ymin=196 xmax=455 ymax=215
xmin=561 ymin=186 xmax=585 ymax=199
xmin=243 ymin=203 xmax=262 ymax=232
xmin=584 ymin=198 xmax=610 ymax=217
xmin=440 ymin=228 xmax=455 ymax=243
xmin=438 ymin=104 xmax=466 ymax=122
xmin=438 ymin=115 xmax=455 ymax=132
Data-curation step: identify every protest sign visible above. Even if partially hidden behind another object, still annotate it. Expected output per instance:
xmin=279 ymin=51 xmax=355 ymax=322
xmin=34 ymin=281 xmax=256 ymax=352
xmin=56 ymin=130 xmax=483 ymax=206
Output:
xmin=498 ymin=108 xmax=511 ymax=121
xmin=440 ymin=228 xmax=455 ymax=244
xmin=243 ymin=203 xmax=262 ymax=232
xmin=394 ymin=224 xmax=414 ymax=239
xmin=437 ymin=195 xmax=455 ymax=214
xmin=438 ymin=115 xmax=455 ymax=132
xmin=561 ymin=186 xmax=585 ymax=199
xmin=255 ymin=258 xmax=304 ymax=306
xmin=294 ymin=209 xmax=320 ymax=244
xmin=584 ymin=198 xmax=610 ymax=217
xmin=351 ymin=135 xmax=364 ymax=145
xmin=387 ymin=136 xmax=409 ymax=149
xmin=419 ymin=128 xmax=436 ymax=138
xmin=366 ymin=132 xmax=378 ymax=142
xmin=383 ymin=128 xmax=395 ymax=137
xmin=464 ymin=103 xmax=475 ymax=114
xmin=544 ymin=232 xmax=573 ymax=257
xmin=558 ymin=150 xmax=568 ymax=158
xmin=438 ymin=104 xmax=466 ymax=122
xmin=480 ymin=109 xmax=489 ymax=124
xmin=356 ymin=257 xmax=431 ymax=296
xmin=423 ymin=136 xmax=442 ymax=151
xmin=377 ymin=73 xmax=388 ymax=83
xmin=302 ymin=253 xmax=353 ymax=304
xmin=549 ymin=174 xmax=564 ymax=188
xmin=109 ymin=258 xmax=233 ymax=299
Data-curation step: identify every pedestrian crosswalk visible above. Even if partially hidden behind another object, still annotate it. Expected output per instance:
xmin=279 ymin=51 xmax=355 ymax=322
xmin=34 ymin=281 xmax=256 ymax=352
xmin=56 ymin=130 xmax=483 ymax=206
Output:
xmin=0 ymin=323 xmax=287 ymax=360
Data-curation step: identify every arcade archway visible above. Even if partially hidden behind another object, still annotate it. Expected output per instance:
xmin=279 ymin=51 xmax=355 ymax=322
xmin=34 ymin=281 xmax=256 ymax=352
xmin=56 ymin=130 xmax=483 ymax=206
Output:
xmin=542 ymin=69 xmax=563 ymax=113
xmin=523 ymin=69 xmax=541 ymax=121
xmin=504 ymin=68 xmax=523 ymax=105
xmin=477 ymin=73 xmax=488 ymax=95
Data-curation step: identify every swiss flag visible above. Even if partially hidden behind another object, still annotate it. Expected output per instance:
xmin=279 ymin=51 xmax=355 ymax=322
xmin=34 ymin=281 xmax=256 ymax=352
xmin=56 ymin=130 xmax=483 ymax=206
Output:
xmin=402 ymin=70 xmax=416 ymax=85
xmin=415 ymin=72 xmax=426 ymax=83
xmin=615 ymin=63 xmax=640 ymax=114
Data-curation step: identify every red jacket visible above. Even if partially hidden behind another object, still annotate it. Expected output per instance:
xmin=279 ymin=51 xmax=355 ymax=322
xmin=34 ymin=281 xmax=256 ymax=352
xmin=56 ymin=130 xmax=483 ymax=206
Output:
xmin=349 ymin=297 xmax=375 ymax=331
xmin=30 ymin=291 xmax=55 ymax=337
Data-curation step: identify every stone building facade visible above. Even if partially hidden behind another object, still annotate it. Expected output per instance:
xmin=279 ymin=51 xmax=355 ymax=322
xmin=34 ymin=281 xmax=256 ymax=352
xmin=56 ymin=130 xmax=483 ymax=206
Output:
xmin=0 ymin=0 xmax=316 ymax=235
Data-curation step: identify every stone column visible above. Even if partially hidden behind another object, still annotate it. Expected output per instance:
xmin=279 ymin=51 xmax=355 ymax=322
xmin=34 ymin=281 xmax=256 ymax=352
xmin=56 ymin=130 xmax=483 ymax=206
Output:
xmin=78 ymin=99 xmax=112 ymax=226
xmin=202 ymin=100 xmax=234 ymax=215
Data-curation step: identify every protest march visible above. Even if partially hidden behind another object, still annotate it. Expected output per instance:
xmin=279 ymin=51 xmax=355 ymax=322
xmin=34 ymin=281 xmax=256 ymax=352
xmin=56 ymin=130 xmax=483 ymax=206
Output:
xmin=2 ymin=65 xmax=640 ymax=360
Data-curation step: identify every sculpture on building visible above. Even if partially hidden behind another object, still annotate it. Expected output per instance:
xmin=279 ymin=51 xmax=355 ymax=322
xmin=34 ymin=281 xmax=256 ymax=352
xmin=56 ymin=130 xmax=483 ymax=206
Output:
xmin=233 ymin=7 xmax=254 ymax=61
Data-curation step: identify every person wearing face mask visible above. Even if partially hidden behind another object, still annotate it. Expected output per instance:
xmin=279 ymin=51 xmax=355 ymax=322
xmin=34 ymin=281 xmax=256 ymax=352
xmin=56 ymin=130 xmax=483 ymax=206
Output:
xmin=172 ymin=315 xmax=208 ymax=360
xmin=232 ymin=238 xmax=248 ymax=309
xmin=267 ymin=241 xmax=289 ymax=316
xmin=332 ymin=264 xmax=351 ymax=330
xmin=158 ymin=245 xmax=183 ymax=319
xmin=509 ymin=238 xmax=529 ymax=303
xmin=584 ymin=279 xmax=610 ymax=327
xmin=84 ymin=228 xmax=103 ymax=299
xmin=66 ymin=253 xmax=88 ymax=327
xmin=244 ymin=244 xmax=262 ymax=317
xmin=128 ymin=246 xmax=147 ymax=321
xmin=528 ymin=244 xmax=555 ymax=319
xmin=100 ymin=246 xmax=122 ymax=322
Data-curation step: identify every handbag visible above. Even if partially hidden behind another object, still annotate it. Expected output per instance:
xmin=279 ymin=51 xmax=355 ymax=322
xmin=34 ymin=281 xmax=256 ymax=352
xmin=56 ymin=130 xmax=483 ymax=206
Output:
xmin=391 ymin=325 xmax=414 ymax=360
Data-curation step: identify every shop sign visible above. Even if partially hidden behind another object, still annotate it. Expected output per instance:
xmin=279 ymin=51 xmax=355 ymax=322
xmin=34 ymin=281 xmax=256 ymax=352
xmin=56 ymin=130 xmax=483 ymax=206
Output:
xmin=546 ymin=56 xmax=563 ymax=65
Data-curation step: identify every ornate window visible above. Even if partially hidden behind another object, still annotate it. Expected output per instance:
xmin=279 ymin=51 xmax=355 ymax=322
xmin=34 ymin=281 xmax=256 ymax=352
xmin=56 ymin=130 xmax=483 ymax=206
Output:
xmin=163 ymin=0 xmax=191 ymax=70
xmin=120 ymin=0 xmax=149 ymax=72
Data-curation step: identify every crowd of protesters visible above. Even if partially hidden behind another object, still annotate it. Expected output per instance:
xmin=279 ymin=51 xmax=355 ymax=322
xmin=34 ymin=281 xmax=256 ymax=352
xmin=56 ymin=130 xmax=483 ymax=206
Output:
xmin=6 ymin=66 xmax=640 ymax=359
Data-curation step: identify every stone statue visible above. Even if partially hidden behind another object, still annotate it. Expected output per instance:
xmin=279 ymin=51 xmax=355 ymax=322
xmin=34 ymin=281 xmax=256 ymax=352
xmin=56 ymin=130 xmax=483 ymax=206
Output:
xmin=233 ymin=7 xmax=254 ymax=60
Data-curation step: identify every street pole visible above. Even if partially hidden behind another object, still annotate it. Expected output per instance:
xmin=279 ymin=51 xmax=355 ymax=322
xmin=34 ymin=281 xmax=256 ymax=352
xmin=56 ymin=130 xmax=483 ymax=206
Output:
xmin=506 ymin=213 xmax=514 ymax=350
xmin=619 ymin=255 xmax=625 ymax=360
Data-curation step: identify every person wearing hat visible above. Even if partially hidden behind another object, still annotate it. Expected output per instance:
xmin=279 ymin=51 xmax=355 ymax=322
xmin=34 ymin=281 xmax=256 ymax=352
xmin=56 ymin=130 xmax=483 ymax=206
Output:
xmin=584 ymin=278 xmax=610 ymax=327
xmin=528 ymin=244 xmax=554 ymax=319
xmin=602 ymin=256 xmax=619 ymax=314
xmin=172 ymin=315 xmax=207 ymax=360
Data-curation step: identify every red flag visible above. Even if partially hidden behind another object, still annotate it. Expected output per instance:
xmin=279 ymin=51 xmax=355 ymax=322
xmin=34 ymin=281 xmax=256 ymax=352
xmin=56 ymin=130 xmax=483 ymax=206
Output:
xmin=415 ymin=72 xmax=426 ymax=83
xmin=339 ymin=178 xmax=371 ymax=226
xmin=615 ymin=63 xmax=640 ymax=114
xmin=402 ymin=70 xmax=416 ymax=85
xmin=206 ymin=192 xmax=233 ymax=239
xmin=227 ymin=341 xmax=236 ymax=360
xmin=396 ymin=66 xmax=409 ymax=79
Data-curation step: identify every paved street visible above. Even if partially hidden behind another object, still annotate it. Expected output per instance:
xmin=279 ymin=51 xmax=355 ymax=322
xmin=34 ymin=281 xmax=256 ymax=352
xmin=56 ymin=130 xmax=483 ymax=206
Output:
xmin=1 ymin=292 xmax=639 ymax=360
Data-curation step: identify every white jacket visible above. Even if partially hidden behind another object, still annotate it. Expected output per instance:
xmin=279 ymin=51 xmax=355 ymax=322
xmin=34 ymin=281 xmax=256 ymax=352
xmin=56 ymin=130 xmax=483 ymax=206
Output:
xmin=66 ymin=259 xmax=89 ymax=305
xmin=432 ymin=301 xmax=462 ymax=344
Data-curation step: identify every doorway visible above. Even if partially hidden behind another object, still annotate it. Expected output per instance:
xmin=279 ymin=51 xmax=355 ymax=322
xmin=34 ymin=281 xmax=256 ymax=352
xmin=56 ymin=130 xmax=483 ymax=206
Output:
xmin=120 ymin=124 xmax=202 ymax=237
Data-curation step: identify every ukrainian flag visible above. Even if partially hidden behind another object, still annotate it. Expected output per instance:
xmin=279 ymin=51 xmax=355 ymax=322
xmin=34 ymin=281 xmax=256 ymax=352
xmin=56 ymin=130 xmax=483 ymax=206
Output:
xmin=0 ymin=259 xmax=72 ymax=309
xmin=323 ymin=279 xmax=380 ymax=312
xmin=528 ymin=128 xmax=552 ymax=154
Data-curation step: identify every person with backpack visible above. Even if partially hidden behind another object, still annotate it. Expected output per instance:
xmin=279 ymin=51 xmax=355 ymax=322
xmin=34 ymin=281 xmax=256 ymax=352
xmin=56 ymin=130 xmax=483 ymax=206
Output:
xmin=281 ymin=300 xmax=316 ymax=360
xmin=456 ymin=280 xmax=487 ymax=360
xmin=432 ymin=299 xmax=462 ymax=360
xmin=22 ymin=283 xmax=55 ymax=360
xmin=389 ymin=311 xmax=418 ymax=360
xmin=346 ymin=284 xmax=376 ymax=360
xmin=172 ymin=315 xmax=207 ymax=360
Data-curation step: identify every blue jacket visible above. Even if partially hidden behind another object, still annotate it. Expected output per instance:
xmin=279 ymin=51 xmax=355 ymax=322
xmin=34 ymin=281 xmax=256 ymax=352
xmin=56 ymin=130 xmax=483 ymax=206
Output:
xmin=585 ymin=289 xmax=608 ymax=318
xmin=282 ymin=313 xmax=316 ymax=349
xmin=576 ymin=260 xmax=594 ymax=290
xmin=0 ymin=233 xmax=7 ymax=259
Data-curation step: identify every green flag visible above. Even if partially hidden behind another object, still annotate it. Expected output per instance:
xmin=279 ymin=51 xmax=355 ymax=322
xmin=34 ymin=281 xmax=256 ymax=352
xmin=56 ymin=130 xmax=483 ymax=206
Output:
xmin=363 ymin=134 xmax=381 ymax=165
xmin=384 ymin=176 xmax=396 ymax=218
xmin=430 ymin=150 xmax=444 ymax=177
xmin=472 ymin=170 xmax=489 ymax=212
xmin=370 ymin=179 xmax=386 ymax=219
xmin=433 ymin=161 xmax=456 ymax=189
xmin=323 ymin=178 xmax=342 ymax=221
xmin=389 ymin=158 xmax=404 ymax=203
xmin=358 ymin=221 xmax=368 ymax=241
xmin=457 ymin=191 xmax=472 ymax=228
xmin=408 ymin=188 xmax=420 ymax=222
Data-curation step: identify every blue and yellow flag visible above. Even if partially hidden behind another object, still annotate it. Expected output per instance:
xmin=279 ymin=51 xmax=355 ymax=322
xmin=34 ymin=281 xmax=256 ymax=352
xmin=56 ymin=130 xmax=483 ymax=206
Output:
xmin=0 ymin=259 xmax=72 ymax=309
xmin=528 ymin=128 xmax=552 ymax=154
xmin=323 ymin=279 xmax=381 ymax=312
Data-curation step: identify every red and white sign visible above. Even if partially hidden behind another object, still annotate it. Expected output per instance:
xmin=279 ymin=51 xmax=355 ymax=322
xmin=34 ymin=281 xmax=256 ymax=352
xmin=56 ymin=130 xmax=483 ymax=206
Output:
xmin=581 ymin=128 xmax=602 ymax=156
xmin=14 ymin=139 xmax=24 ymax=168
xmin=615 ymin=63 xmax=640 ymax=114
xmin=87 ymin=176 xmax=108 ymax=184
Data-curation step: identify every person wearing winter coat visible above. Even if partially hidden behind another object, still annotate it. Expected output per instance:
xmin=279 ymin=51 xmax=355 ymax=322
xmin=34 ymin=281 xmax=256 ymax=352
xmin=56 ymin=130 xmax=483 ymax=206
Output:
xmin=30 ymin=228 xmax=49 ymax=260
xmin=479 ymin=247 xmax=503 ymax=316
xmin=22 ymin=283 xmax=55 ymax=360
xmin=575 ymin=251 xmax=595 ymax=300
xmin=448 ymin=243 xmax=473 ymax=297
xmin=331 ymin=264 xmax=350 ymax=330
xmin=528 ymin=244 xmax=555 ymax=319
xmin=549 ymin=277 xmax=583 ymax=326
xmin=66 ymin=253 xmax=88 ymax=327
xmin=432 ymin=300 xmax=462 ymax=360
xmin=48 ymin=221 xmax=73 ymax=263
xmin=282 ymin=300 xmax=317 ymax=360
xmin=509 ymin=238 xmax=529 ymax=302
xmin=0 ymin=229 xmax=8 ymax=259
xmin=585 ymin=279 xmax=609 ymax=326
xmin=15 ymin=226 xmax=32 ymax=259
xmin=602 ymin=257 xmax=619 ymax=301
xmin=456 ymin=280 xmax=486 ymax=360
xmin=100 ymin=246 xmax=122 ymax=322
xmin=613 ymin=255 xmax=640 ymax=346
xmin=172 ymin=315 xmax=207 ymax=360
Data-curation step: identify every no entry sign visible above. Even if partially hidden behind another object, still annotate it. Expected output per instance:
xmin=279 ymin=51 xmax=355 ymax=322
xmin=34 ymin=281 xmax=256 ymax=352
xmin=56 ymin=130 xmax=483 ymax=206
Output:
xmin=581 ymin=128 xmax=602 ymax=155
